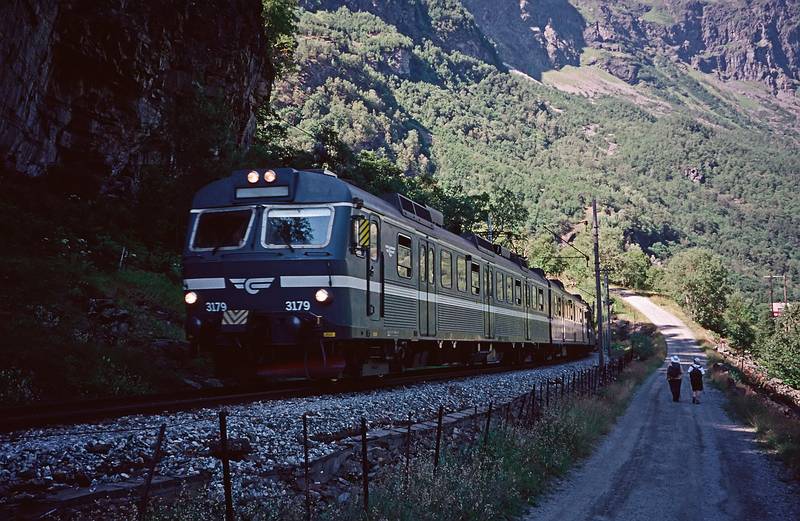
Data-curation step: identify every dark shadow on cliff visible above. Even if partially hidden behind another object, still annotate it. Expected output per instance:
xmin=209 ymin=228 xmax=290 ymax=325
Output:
xmin=459 ymin=0 xmax=586 ymax=80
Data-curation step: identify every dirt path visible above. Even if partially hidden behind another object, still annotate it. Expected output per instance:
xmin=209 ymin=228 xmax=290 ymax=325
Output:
xmin=524 ymin=292 xmax=799 ymax=521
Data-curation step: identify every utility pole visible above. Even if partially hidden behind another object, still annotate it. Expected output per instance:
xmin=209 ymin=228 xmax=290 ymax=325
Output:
xmin=764 ymin=274 xmax=789 ymax=318
xmin=592 ymin=198 xmax=605 ymax=366
xmin=604 ymin=270 xmax=612 ymax=354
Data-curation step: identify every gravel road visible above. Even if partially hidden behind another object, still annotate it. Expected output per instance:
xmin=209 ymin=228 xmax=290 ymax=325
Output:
xmin=525 ymin=292 xmax=800 ymax=521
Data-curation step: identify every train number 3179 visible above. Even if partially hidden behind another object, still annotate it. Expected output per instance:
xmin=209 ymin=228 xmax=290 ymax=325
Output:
xmin=285 ymin=300 xmax=311 ymax=311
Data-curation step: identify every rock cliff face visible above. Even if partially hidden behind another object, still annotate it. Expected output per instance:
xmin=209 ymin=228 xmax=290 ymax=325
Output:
xmin=0 ymin=0 xmax=271 ymax=187
xmin=582 ymin=0 xmax=800 ymax=92
xmin=460 ymin=0 xmax=585 ymax=77
xmin=301 ymin=0 xmax=502 ymax=68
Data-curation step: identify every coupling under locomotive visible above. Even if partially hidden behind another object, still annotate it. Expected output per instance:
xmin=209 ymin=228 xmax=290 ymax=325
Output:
xmin=182 ymin=167 xmax=594 ymax=378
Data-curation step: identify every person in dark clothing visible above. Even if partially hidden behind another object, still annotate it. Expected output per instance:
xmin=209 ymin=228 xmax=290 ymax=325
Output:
xmin=666 ymin=355 xmax=683 ymax=402
xmin=688 ymin=357 xmax=705 ymax=404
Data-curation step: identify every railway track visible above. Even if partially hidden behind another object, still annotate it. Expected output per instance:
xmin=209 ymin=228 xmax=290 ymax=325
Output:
xmin=0 ymin=357 xmax=588 ymax=433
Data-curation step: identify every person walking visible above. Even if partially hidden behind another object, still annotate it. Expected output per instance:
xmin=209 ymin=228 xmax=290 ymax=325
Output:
xmin=688 ymin=358 xmax=705 ymax=404
xmin=666 ymin=355 xmax=683 ymax=402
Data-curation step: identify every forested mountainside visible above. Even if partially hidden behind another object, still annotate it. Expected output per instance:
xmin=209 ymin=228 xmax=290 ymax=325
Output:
xmin=275 ymin=0 xmax=800 ymax=298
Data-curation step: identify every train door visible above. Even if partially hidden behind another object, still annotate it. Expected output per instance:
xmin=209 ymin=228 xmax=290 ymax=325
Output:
xmin=366 ymin=216 xmax=382 ymax=321
xmin=418 ymin=239 xmax=437 ymax=336
xmin=484 ymin=265 xmax=493 ymax=338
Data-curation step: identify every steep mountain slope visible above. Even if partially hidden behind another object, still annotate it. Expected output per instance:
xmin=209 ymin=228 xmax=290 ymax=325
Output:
xmin=276 ymin=0 xmax=800 ymax=298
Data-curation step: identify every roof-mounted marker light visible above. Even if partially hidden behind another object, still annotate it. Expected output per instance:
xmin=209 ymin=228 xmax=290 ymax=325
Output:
xmin=247 ymin=170 xmax=259 ymax=183
xmin=264 ymin=170 xmax=277 ymax=183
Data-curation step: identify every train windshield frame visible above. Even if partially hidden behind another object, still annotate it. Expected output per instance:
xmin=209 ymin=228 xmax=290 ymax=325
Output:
xmin=261 ymin=205 xmax=335 ymax=249
xmin=189 ymin=206 xmax=256 ymax=252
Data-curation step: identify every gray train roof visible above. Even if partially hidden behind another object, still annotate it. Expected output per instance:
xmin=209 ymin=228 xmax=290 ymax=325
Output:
xmin=193 ymin=167 xmax=562 ymax=289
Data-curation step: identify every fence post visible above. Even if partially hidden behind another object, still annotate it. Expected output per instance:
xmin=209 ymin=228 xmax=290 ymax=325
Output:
xmin=434 ymin=406 xmax=443 ymax=475
xmin=137 ymin=423 xmax=166 ymax=521
xmin=218 ymin=411 xmax=234 ymax=521
xmin=303 ymin=413 xmax=311 ymax=521
xmin=361 ymin=417 xmax=369 ymax=513
xmin=483 ymin=402 xmax=493 ymax=445
xmin=545 ymin=380 xmax=550 ymax=409
xmin=405 ymin=412 xmax=412 ymax=492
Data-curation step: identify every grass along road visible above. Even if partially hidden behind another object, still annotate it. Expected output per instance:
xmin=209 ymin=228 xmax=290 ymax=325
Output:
xmin=524 ymin=291 xmax=800 ymax=521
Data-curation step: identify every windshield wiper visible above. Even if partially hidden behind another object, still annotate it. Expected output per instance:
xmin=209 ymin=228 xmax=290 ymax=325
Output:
xmin=280 ymin=226 xmax=295 ymax=252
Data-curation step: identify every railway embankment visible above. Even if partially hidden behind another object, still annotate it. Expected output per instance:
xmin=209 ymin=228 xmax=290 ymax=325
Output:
xmin=1 ymin=356 xmax=605 ymax=519
xmin=10 ymin=327 xmax=661 ymax=520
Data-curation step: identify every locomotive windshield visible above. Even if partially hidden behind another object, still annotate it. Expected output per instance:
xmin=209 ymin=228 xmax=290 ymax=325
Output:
xmin=263 ymin=207 xmax=333 ymax=248
xmin=191 ymin=207 xmax=254 ymax=250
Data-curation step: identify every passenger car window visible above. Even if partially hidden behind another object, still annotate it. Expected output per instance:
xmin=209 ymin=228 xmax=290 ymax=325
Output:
xmin=538 ymin=288 xmax=544 ymax=311
xmin=428 ymin=247 xmax=435 ymax=283
xmin=419 ymin=244 xmax=426 ymax=282
xmin=471 ymin=263 xmax=480 ymax=295
xmin=496 ymin=272 xmax=504 ymax=301
xmin=440 ymin=250 xmax=452 ymax=288
xmin=506 ymin=275 xmax=513 ymax=304
xmin=457 ymin=256 xmax=467 ymax=292
xmin=397 ymin=234 xmax=412 ymax=278
xmin=514 ymin=279 xmax=522 ymax=306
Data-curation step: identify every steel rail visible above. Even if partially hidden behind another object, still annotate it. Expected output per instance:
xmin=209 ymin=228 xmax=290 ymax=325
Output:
xmin=0 ymin=355 xmax=589 ymax=433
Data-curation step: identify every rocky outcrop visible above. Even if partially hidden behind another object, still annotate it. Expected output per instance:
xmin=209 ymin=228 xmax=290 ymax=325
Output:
xmin=301 ymin=0 xmax=502 ymax=68
xmin=0 ymin=0 xmax=271 ymax=185
xmin=461 ymin=0 xmax=585 ymax=78
xmin=582 ymin=0 xmax=800 ymax=93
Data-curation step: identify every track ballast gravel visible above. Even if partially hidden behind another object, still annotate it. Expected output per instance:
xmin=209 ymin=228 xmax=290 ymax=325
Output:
xmin=0 ymin=356 xmax=597 ymax=504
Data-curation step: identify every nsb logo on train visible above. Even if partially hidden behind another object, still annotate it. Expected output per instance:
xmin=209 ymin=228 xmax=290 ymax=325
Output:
xmin=182 ymin=168 xmax=594 ymax=378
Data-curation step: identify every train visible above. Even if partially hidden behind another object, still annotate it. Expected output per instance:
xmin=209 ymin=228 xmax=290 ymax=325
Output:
xmin=182 ymin=167 xmax=595 ymax=377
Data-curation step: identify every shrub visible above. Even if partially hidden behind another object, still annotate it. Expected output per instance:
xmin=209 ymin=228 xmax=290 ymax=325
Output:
xmin=630 ymin=332 xmax=655 ymax=360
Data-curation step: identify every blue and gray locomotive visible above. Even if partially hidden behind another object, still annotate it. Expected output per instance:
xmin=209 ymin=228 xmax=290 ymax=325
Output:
xmin=182 ymin=168 xmax=594 ymax=377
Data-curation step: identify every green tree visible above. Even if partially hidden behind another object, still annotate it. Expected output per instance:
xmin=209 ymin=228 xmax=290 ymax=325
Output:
xmin=618 ymin=244 xmax=651 ymax=289
xmin=664 ymin=248 xmax=731 ymax=331
xmin=262 ymin=0 xmax=299 ymax=78
xmin=528 ymin=233 xmax=567 ymax=276
xmin=723 ymin=292 xmax=757 ymax=354
xmin=758 ymin=305 xmax=800 ymax=388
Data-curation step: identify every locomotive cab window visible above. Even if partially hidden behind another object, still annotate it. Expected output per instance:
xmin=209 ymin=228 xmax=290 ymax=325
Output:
xmin=456 ymin=256 xmax=467 ymax=292
xmin=352 ymin=218 xmax=366 ymax=257
xmin=397 ymin=234 xmax=412 ymax=278
xmin=441 ymin=250 xmax=452 ymax=288
xmin=263 ymin=207 xmax=333 ymax=248
xmin=191 ymin=207 xmax=254 ymax=251
xmin=471 ymin=262 xmax=480 ymax=295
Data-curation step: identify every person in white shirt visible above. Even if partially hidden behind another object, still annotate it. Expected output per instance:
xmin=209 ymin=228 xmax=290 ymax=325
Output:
xmin=688 ymin=357 xmax=705 ymax=404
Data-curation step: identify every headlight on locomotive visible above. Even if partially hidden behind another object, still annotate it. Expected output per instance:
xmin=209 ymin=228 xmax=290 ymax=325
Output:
xmin=315 ymin=288 xmax=332 ymax=304
xmin=184 ymin=291 xmax=198 ymax=305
